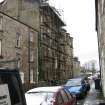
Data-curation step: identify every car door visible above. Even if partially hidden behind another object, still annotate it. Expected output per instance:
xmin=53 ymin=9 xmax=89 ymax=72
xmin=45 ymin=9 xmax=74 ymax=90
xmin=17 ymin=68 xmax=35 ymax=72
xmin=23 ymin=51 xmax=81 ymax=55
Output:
xmin=81 ymin=80 xmax=87 ymax=93
xmin=0 ymin=68 xmax=26 ymax=105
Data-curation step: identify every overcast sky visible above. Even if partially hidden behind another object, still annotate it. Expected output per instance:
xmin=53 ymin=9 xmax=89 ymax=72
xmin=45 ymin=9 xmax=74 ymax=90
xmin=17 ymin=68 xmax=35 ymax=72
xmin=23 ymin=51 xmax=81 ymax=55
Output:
xmin=49 ymin=0 xmax=99 ymax=68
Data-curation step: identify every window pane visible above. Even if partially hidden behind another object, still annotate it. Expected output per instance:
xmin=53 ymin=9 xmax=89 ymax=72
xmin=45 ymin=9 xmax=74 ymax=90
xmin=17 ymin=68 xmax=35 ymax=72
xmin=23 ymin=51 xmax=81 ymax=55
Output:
xmin=60 ymin=90 xmax=69 ymax=102
xmin=20 ymin=72 xmax=24 ymax=83
xmin=0 ymin=40 xmax=1 ymax=55
xmin=30 ymin=50 xmax=34 ymax=62
xmin=64 ymin=89 xmax=72 ymax=100
xmin=30 ymin=31 xmax=34 ymax=42
xmin=16 ymin=33 xmax=21 ymax=47
xmin=56 ymin=93 xmax=63 ymax=105
xmin=40 ymin=15 xmax=43 ymax=23
xmin=30 ymin=69 xmax=34 ymax=83
xmin=17 ymin=60 xmax=20 ymax=68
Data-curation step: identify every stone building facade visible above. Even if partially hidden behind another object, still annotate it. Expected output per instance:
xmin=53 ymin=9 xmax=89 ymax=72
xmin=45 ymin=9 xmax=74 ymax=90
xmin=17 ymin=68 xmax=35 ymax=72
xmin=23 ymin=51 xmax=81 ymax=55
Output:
xmin=0 ymin=0 xmax=74 ymax=87
xmin=0 ymin=12 xmax=39 ymax=84
xmin=39 ymin=4 xmax=74 ymax=81
xmin=95 ymin=0 xmax=105 ymax=96
xmin=73 ymin=57 xmax=80 ymax=77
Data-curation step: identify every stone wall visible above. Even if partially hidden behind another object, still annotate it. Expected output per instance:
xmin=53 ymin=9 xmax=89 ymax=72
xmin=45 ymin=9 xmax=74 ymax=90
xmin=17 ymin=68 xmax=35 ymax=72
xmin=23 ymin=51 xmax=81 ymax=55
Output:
xmin=0 ymin=0 xmax=40 ymax=30
xmin=0 ymin=13 xmax=38 ymax=84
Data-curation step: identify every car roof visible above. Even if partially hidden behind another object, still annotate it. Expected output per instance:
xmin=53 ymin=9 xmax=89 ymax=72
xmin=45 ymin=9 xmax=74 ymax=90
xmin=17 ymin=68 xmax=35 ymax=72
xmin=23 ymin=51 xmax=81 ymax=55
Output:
xmin=68 ymin=78 xmax=82 ymax=81
xmin=68 ymin=76 xmax=87 ymax=81
xmin=26 ymin=86 xmax=62 ymax=93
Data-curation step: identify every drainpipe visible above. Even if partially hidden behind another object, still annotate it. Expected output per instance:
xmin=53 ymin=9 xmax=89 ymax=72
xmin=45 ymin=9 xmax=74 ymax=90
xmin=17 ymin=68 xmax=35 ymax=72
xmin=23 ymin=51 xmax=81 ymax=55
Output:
xmin=28 ymin=30 xmax=30 ymax=84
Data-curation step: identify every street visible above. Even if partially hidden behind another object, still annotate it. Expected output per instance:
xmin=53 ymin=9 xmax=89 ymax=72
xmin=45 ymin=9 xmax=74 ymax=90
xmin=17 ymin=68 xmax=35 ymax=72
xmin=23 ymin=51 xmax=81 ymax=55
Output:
xmin=0 ymin=1 xmax=105 ymax=105
xmin=77 ymin=80 xmax=105 ymax=105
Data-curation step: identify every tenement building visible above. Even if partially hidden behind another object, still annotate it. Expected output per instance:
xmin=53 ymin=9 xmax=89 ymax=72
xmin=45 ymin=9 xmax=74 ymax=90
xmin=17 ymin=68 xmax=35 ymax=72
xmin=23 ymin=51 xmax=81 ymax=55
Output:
xmin=73 ymin=57 xmax=80 ymax=77
xmin=95 ymin=0 xmax=105 ymax=96
xmin=0 ymin=0 xmax=74 ymax=88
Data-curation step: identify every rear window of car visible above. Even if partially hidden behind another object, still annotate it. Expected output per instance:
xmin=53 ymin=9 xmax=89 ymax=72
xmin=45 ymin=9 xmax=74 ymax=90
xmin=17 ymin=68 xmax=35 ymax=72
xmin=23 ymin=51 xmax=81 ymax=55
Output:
xmin=60 ymin=90 xmax=69 ymax=102
xmin=0 ymin=69 xmax=26 ymax=105
xmin=56 ymin=93 xmax=63 ymax=105
xmin=65 ymin=79 xmax=81 ymax=86
xmin=64 ymin=89 xmax=72 ymax=99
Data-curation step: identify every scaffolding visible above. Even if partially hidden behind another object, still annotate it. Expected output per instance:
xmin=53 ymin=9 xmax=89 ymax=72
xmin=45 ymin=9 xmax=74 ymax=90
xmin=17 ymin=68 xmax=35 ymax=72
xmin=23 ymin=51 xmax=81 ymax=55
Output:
xmin=38 ymin=4 xmax=73 ymax=83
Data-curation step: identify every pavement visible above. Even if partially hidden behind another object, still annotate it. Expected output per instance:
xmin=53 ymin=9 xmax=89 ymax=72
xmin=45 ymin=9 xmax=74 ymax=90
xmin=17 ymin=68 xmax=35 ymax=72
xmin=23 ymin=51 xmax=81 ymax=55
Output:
xmin=77 ymin=80 xmax=105 ymax=105
xmin=82 ymin=80 xmax=105 ymax=105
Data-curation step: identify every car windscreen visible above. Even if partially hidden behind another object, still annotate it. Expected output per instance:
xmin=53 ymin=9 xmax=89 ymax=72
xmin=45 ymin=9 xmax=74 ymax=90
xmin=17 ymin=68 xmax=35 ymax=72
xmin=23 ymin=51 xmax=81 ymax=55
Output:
xmin=0 ymin=70 xmax=26 ymax=105
xmin=65 ymin=79 xmax=81 ymax=86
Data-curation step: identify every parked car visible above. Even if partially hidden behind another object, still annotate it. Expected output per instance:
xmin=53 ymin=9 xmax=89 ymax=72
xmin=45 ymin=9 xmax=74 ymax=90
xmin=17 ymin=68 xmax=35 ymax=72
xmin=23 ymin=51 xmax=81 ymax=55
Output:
xmin=88 ymin=75 xmax=93 ymax=80
xmin=0 ymin=68 xmax=26 ymax=105
xmin=83 ymin=76 xmax=90 ymax=91
xmin=25 ymin=86 xmax=77 ymax=105
xmin=64 ymin=78 xmax=87 ymax=99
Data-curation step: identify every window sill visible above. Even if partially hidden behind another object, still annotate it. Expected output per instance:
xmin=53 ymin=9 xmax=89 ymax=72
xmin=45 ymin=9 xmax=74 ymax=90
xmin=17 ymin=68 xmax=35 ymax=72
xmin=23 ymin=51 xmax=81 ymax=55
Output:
xmin=15 ymin=46 xmax=21 ymax=49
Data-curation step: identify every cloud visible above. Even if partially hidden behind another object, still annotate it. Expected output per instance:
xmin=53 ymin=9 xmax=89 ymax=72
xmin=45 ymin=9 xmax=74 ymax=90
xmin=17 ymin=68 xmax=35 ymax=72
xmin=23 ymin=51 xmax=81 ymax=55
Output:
xmin=50 ymin=0 xmax=98 ymax=66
